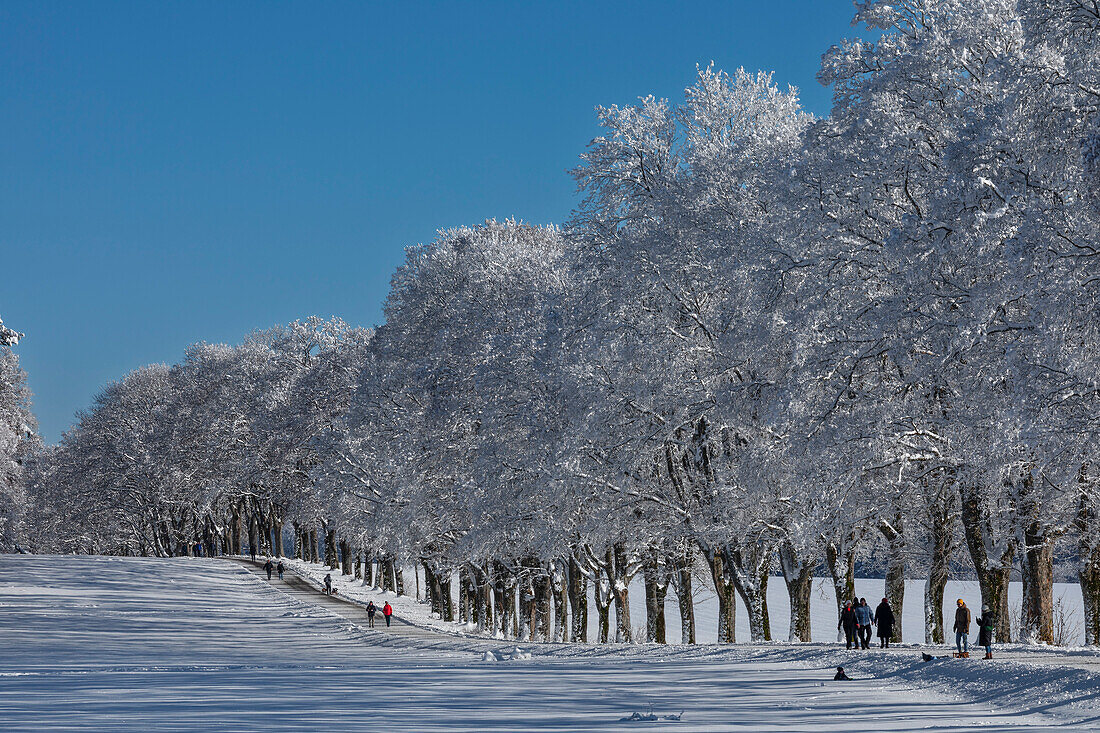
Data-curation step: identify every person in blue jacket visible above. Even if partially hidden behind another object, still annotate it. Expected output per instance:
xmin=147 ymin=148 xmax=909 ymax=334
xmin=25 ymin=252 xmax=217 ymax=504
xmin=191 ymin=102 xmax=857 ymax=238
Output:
xmin=854 ymin=597 xmax=874 ymax=649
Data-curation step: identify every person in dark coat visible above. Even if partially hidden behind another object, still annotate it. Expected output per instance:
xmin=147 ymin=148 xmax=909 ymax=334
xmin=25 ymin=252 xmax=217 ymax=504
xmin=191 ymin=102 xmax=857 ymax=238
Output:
xmin=874 ymin=597 xmax=895 ymax=648
xmin=264 ymin=559 xmax=274 ymax=580
xmin=953 ymin=599 xmax=971 ymax=654
xmin=276 ymin=561 xmax=284 ymax=580
xmin=366 ymin=601 xmax=377 ymax=628
xmin=324 ymin=573 xmax=333 ymax=595
xmin=976 ymin=605 xmax=994 ymax=659
xmin=833 ymin=666 xmax=851 ymax=681
xmin=838 ymin=601 xmax=858 ymax=649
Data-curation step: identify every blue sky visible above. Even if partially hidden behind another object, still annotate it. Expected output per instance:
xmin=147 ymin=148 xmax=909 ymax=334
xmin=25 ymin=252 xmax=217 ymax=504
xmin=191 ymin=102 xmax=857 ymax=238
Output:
xmin=1 ymin=1 xmax=862 ymax=441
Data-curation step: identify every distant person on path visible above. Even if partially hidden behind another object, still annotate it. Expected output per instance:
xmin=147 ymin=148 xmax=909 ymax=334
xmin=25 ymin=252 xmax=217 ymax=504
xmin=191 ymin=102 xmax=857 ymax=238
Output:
xmin=976 ymin=605 xmax=994 ymax=659
xmin=856 ymin=598 xmax=873 ymax=649
xmin=839 ymin=601 xmax=858 ymax=649
xmin=874 ymin=597 xmax=895 ymax=648
xmin=953 ymin=599 xmax=971 ymax=654
xmin=324 ymin=573 xmax=333 ymax=595
xmin=383 ymin=601 xmax=393 ymax=627
xmin=264 ymin=559 xmax=274 ymax=581
xmin=276 ymin=561 xmax=284 ymax=581
xmin=250 ymin=545 xmax=257 ymax=561
xmin=366 ymin=601 xmax=377 ymax=628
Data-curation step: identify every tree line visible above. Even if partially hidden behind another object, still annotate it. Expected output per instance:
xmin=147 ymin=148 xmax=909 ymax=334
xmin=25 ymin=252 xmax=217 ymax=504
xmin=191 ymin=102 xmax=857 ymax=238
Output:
xmin=4 ymin=1 xmax=1100 ymax=647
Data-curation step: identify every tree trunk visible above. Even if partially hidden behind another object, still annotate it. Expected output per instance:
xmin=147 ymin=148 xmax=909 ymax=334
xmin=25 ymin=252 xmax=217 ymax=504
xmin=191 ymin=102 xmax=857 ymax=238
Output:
xmin=825 ymin=539 xmax=857 ymax=617
xmin=703 ymin=545 xmax=736 ymax=644
xmin=534 ymin=565 xmax=552 ymax=642
xmin=1077 ymin=476 xmax=1100 ymax=646
xmin=550 ymin=560 xmax=568 ymax=642
xmin=726 ymin=543 xmax=773 ymax=642
xmin=1020 ymin=521 xmax=1055 ymax=644
xmin=878 ymin=514 xmax=906 ymax=644
xmin=960 ymin=481 xmax=1014 ymax=642
xmin=607 ymin=544 xmax=638 ymax=643
xmin=493 ymin=561 xmax=517 ymax=640
xmin=671 ymin=544 xmax=696 ymax=644
xmin=324 ymin=528 xmax=338 ymax=569
xmin=519 ymin=567 xmax=535 ymax=641
xmin=779 ymin=541 xmax=814 ymax=642
xmin=340 ymin=539 xmax=352 ymax=575
xmin=441 ymin=570 xmax=454 ymax=623
xmin=424 ymin=562 xmax=441 ymax=616
xmin=568 ymin=555 xmax=588 ymax=643
xmin=593 ymin=572 xmax=612 ymax=643
xmin=642 ymin=549 xmax=668 ymax=644
xmin=924 ymin=497 xmax=954 ymax=644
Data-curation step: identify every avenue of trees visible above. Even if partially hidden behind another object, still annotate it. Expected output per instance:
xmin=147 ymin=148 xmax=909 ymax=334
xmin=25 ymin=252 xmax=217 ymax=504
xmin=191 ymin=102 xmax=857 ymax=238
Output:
xmin=5 ymin=1 xmax=1100 ymax=647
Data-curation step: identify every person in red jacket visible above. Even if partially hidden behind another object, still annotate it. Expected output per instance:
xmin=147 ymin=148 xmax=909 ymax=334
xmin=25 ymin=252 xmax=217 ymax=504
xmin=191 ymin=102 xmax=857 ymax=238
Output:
xmin=383 ymin=602 xmax=393 ymax=627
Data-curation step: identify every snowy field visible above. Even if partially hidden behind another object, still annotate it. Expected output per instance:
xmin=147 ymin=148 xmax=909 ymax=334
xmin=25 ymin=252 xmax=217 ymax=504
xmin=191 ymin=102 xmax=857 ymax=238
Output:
xmin=1 ymin=556 xmax=1098 ymax=731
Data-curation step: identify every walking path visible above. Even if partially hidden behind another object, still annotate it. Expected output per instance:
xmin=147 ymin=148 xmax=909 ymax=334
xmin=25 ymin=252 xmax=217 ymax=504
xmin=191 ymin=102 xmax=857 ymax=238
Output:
xmin=232 ymin=559 xmax=495 ymax=655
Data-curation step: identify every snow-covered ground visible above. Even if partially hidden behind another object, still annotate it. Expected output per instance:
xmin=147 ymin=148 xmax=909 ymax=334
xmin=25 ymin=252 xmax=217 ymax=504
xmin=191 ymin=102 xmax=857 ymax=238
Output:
xmin=2 ymin=555 xmax=1096 ymax=731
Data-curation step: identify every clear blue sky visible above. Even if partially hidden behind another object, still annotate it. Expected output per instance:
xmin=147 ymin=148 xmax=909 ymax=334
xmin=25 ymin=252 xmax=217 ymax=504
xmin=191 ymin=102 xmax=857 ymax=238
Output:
xmin=1 ymin=1 xmax=861 ymax=442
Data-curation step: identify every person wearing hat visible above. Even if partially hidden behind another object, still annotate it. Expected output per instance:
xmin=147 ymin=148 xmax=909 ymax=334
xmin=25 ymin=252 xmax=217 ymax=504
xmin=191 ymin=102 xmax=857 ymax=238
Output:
xmin=953 ymin=598 xmax=971 ymax=654
xmin=838 ymin=600 xmax=859 ymax=649
xmin=874 ymin=597 xmax=895 ymax=648
xmin=975 ymin=604 xmax=994 ymax=659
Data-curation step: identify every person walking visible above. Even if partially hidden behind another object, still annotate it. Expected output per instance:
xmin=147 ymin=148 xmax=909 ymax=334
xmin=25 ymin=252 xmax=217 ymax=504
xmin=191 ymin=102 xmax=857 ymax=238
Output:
xmin=976 ymin=605 xmax=994 ymax=659
xmin=324 ymin=573 xmax=333 ymax=595
xmin=856 ymin=597 xmax=873 ymax=649
xmin=839 ymin=601 xmax=858 ymax=649
xmin=383 ymin=601 xmax=393 ymax=628
xmin=276 ymin=561 xmax=284 ymax=581
xmin=264 ymin=558 xmax=274 ymax=581
xmin=953 ymin=598 xmax=971 ymax=655
xmin=874 ymin=597 xmax=896 ymax=648
xmin=366 ymin=601 xmax=377 ymax=628
xmin=249 ymin=545 xmax=257 ymax=562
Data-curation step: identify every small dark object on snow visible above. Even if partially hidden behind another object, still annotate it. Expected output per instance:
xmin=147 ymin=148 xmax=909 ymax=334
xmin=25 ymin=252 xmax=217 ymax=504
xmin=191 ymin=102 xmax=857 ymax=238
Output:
xmin=921 ymin=652 xmax=935 ymax=662
xmin=834 ymin=666 xmax=851 ymax=681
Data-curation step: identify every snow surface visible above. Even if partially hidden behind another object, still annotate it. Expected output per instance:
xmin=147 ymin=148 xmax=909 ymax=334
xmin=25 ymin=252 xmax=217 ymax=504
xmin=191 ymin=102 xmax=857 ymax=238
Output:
xmin=1 ymin=555 xmax=1096 ymax=731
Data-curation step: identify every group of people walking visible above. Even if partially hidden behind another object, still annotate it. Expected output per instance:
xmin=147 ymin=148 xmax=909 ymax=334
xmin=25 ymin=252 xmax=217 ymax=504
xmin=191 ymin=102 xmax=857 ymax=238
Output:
xmin=262 ymin=560 xmax=395 ymax=629
xmin=838 ymin=597 xmax=896 ymax=649
xmin=262 ymin=558 xmax=284 ymax=580
xmin=366 ymin=600 xmax=393 ymax=628
xmin=839 ymin=596 xmax=995 ymax=659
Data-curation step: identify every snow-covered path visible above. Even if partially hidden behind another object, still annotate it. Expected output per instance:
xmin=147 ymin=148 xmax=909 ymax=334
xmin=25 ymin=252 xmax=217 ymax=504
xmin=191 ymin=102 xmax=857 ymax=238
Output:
xmin=1 ymin=556 xmax=1095 ymax=731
